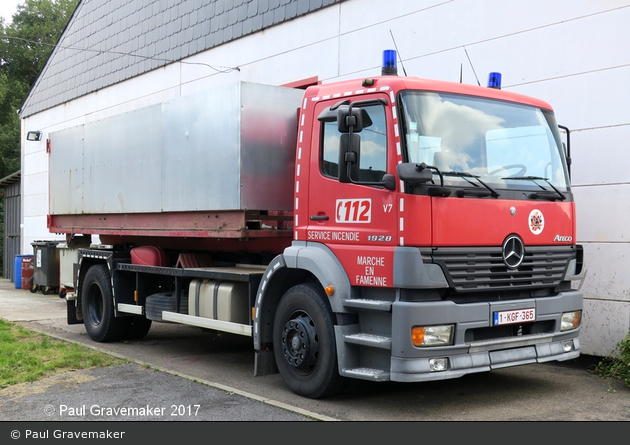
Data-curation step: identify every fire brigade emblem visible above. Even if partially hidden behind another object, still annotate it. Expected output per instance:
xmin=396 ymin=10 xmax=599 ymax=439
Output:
xmin=528 ymin=209 xmax=544 ymax=235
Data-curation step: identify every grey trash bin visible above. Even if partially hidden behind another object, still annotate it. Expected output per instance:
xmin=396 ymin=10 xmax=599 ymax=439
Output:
xmin=31 ymin=241 xmax=61 ymax=295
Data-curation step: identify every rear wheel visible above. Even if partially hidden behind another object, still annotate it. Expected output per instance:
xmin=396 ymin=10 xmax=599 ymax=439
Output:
xmin=81 ymin=264 xmax=128 ymax=342
xmin=272 ymin=283 xmax=348 ymax=399
xmin=124 ymin=316 xmax=152 ymax=340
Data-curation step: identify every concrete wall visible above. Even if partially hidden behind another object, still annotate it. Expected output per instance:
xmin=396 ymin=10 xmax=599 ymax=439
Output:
xmin=21 ymin=0 xmax=630 ymax=356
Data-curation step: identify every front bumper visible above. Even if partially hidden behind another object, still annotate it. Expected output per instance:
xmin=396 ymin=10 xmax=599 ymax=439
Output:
xmin=387 ymin=290 xmax=582 ymax=382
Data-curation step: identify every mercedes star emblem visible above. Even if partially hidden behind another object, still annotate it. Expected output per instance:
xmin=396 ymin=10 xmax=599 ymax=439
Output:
xmin=502 ymin=235 xmax=524 ymax=269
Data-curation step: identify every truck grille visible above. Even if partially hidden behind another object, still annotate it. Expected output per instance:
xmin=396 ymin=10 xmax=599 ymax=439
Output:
xmin=428 ymin=245 xmax=575 ymax=292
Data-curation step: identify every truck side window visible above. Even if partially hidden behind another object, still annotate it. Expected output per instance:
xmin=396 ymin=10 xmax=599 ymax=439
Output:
xmin=321 ymin=104 xmax=388 ymax=182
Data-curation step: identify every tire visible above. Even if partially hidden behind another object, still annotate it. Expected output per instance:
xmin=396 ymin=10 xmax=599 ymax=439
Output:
xmin=124 ymin=316 xmax=152 ymax=340
xmin=81 ymin=264 xmax=129 ymax=342
xmin=272 ymin=283 xmax=348 ymax=399
xmin=145 ymin=292 xmax=188 ymax=322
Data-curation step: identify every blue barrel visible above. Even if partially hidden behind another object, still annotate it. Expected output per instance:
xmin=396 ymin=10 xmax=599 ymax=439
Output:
xmin=14 ymin=255 xmax=34 ymax=289
xmin=14 ymin=255 xmax=25 ymax=289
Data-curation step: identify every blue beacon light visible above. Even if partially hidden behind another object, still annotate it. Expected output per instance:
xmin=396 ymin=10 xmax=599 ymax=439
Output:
xmin=382 ymin=50 xmax=398 ymax=75
xmin=487 ymin=72 xmax=502 ymax=89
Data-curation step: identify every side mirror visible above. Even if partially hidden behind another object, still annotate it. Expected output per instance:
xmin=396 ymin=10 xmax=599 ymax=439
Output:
xmin=339 ymin=133 xmax=360 ymax=183
xmin=381 ymin=174 xmax=397 ymax=191
xmin=337 ymin=106 xmax=372 ymax=133
xmin=317 ymin=106 xmax=339 ymax=123
xmin=339 ymin=134 xmax=396 ymax=191
xmin=397 ymin=163 xmax=434 ymax=184
xmin=558 ymin=124 xmax=571 ymax=177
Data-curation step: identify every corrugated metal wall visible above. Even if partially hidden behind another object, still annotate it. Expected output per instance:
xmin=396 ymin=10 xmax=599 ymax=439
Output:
xmin=2 ymin=179 xmax=21 ymax=282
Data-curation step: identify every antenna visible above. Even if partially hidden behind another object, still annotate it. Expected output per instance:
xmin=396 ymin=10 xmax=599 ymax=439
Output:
xmin=463 ymin=46 xmax=480 ymax=86
xmin=389 ymin=30 xmax=408 ymax=76
xmin=459 ymin=63 xmax=463 ymax=83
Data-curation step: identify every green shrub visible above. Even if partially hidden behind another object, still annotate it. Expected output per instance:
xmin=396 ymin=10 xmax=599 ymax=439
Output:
xmin=592 ymin=332 xmax=630 ymax=391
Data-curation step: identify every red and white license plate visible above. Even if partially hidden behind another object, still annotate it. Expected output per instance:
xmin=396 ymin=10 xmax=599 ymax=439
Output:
xmin=493 ymin=308 xmax=535 ymax=326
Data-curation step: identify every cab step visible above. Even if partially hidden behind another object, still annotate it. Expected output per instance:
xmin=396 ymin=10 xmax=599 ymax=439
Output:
xmin=342 ymin=298 xmax=392 ymax=311
xmin=341 ymin=367 xmax=390 ymax=381
xmin=344 ymin=333 xmax=391 ymax=349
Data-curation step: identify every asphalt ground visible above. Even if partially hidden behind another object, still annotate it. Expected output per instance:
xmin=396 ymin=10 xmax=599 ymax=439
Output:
xmin=0 ymin=279 xmax=324 ymax=423
xmin=0 ymin=277 xmax=629 ymax=431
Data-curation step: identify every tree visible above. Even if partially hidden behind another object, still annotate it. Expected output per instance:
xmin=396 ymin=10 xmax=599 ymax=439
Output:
xmin=0 ymin=73 xmax=26 ymax=178
xmin=0 ymin=0 xmax=78 ymax=276
xmin=1 ymin=0 xmax=79 ymax=86
xmin=0 ymin=0 xmax=78 ymax=179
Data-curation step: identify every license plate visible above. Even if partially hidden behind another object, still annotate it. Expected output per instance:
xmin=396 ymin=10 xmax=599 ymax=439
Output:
xmin=493 ymin=308 xmax=535 ymax=326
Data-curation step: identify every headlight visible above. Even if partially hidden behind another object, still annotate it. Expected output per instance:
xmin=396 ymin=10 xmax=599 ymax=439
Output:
xmin=411 ymin=325 xmax=454 ymax=347
xmin=561 ymin=310 xmax=582 ymax=331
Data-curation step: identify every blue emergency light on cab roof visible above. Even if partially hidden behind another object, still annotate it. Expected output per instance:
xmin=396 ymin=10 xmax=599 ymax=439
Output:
xmin=382 ymin=49 xmax=398 ymax=75
xmin=487 ymin=72 xmax=502 ymax=89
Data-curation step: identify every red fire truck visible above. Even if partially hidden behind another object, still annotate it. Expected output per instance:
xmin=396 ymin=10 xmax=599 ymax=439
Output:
xmin=49 ymin=51 xmax=585 ymax=398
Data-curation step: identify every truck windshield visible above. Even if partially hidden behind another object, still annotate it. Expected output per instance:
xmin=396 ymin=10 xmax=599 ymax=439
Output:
xmin=399 ymin=91 xmax=570 ymax=192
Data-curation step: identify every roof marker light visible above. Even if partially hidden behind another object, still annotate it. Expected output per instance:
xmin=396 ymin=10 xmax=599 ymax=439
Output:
xmin=487 ymin=72 xmax=502 ymax=89
xmin=382 ymin=50 xmax=398 ymax=76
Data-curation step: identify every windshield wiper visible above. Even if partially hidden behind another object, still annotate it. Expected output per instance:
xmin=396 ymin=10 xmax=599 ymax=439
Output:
xmin=503 ymin=176 xmax=566 ymax=201
xmin=443 ymin=171 xmax=500 ymax=198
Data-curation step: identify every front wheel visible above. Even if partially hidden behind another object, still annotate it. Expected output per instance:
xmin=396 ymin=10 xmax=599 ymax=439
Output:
xmin=81 ymin=264 xmax=128 ymax=342
xmin=272 ymin=283 xmax=348 ymax=399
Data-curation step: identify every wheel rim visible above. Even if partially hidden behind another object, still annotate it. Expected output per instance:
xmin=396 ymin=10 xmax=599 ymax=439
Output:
xmin=86 ymin=283 xmax=104 ymax=327
xmin=281 ymin=313 xmax=318 ymax=371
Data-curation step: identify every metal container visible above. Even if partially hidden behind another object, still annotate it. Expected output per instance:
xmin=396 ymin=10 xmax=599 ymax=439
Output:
xmin=188 ymin=279 xmax=249 ymax=324
xmin=49 ymin=82 xmax=303 ymax=217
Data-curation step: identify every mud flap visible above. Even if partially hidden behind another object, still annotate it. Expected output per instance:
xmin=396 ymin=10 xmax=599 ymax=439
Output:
xmin=254 ymin=350 xmax=278 ymax=376
xmin=66 ymin=299 xmax=82 ymax=325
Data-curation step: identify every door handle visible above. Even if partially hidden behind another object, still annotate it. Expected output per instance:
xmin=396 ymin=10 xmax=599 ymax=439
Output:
xmin=310 ymin=215 xmax=329 ymax=221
